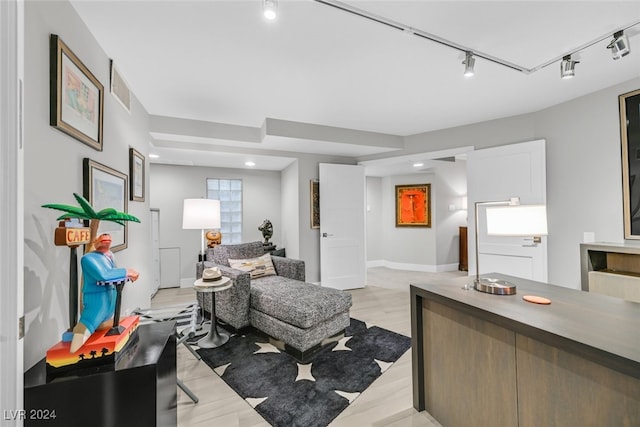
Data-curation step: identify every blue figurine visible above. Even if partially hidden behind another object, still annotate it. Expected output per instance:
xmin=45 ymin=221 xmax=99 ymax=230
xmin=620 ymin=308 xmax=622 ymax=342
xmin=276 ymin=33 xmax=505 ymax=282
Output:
xmin=70 ymin=234 xmax=139 ymax=352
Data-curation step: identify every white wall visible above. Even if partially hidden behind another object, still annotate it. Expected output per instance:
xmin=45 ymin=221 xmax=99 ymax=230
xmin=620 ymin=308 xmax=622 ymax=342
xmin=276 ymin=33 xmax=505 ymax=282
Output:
xmin=383 ymin=173 xmax=438 ymax=266
xmin=362 ymin=76 xmax=640 ymax=288
xmin=281 ymin=161 xmax=300 ymax=259
xmin=365 ymin=176 xmax=384 ymax=261
xmin=433 ymin=160 xmax=468 ymax=266
xmin=403 ymin=114 xmax=537 ymax=156
xmin=149 ymin=163 xmax=282 ymax=285
xmin=365 ymin=161 xmax=467 ymax=271
xmin=535 ymin=78 xmax=640 ymax=288
xmin=23 ymin=0 xmax=152 ymax=370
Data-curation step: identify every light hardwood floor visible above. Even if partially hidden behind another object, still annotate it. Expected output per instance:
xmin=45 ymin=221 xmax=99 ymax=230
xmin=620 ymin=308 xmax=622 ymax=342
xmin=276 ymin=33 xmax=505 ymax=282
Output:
xmin=151 ymin=267 xmax=468 ymax=427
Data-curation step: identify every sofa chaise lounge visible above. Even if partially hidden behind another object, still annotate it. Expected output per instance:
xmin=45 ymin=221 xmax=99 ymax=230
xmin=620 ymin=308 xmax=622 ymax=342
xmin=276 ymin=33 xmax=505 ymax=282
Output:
xmin=196 ymin=242 xmax=352 ymax=361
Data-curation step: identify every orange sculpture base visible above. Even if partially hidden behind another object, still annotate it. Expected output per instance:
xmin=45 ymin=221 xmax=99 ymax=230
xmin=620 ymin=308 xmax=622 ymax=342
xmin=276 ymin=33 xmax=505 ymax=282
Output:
xmin=45 ymin=316 xmax=140 ymax=380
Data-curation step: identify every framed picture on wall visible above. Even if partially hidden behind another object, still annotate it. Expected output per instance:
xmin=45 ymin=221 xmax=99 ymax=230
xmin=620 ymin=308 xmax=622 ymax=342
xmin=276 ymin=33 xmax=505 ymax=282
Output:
xmin=620 ymin=88 xmax=640 ymax=239
xmin=395 ymin=184 xmax=431 ymax=227
xmin=50 ymin=34 xmax=104 ymax=151
xmin=83 ymin=158 xmax=129 ymax=252
xmin=129 ymin=148 xmax=145 ymax=202
xmin=310 ymin=180 xmax=320 ymax=229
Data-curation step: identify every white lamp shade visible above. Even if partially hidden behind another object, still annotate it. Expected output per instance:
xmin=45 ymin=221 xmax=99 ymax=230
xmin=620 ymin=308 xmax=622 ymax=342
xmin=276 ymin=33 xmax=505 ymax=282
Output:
xmin=182 ymin=199 xmax=221 ymax=229
xmin=486 ymin=205 xmax=548 ymax=236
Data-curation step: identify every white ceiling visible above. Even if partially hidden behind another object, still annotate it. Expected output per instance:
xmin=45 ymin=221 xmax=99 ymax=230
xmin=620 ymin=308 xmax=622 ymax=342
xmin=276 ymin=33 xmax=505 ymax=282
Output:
xmin=70 ymin=1 xmax=640 ymax=174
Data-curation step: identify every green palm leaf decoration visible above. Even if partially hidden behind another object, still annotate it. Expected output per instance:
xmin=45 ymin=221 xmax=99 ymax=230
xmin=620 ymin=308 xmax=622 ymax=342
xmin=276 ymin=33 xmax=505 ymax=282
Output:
xmin=97 ymin=208 xmax=140 ymax=223
xmin=40 ymin=204 xmax=94 ymax=221
xmin=96 ymin=207 xmax=117 ymax=219
xmin=42 ymin=193 xmax=99 ymax=220
xmin=73 ymin=193 xmax=97 ymax=218
xmin=42 ymin=193 xmax=140 ymax=252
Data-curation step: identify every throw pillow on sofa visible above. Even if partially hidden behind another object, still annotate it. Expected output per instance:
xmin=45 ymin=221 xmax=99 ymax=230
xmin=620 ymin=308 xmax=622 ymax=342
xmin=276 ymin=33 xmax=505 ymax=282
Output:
xmin=228 ymin=253 xmax=276 ymax=279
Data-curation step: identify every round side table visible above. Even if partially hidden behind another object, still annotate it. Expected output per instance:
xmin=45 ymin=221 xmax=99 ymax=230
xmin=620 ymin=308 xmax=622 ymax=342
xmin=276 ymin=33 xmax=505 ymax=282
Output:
xmin=195 ymin=276 xmax=232 ymax=348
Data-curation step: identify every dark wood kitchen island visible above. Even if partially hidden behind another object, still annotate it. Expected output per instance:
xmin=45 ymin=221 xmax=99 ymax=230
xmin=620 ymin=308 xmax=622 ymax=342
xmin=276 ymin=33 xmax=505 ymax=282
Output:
xmin=410 ymin=273 xmax=640 ymax=427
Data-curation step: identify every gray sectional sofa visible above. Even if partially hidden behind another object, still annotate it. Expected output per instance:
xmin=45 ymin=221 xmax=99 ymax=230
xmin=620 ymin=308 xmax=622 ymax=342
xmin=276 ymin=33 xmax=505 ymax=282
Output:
xmin=195 ymin=241 xmax=352 ymax=361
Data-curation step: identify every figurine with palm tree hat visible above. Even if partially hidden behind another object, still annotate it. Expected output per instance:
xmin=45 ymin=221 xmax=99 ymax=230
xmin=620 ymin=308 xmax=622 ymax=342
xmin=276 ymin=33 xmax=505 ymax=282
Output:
xmin=70 ymin=233 xmax=139 ymax=352
xmin=42 ymin=194 xmax=142 ymax=376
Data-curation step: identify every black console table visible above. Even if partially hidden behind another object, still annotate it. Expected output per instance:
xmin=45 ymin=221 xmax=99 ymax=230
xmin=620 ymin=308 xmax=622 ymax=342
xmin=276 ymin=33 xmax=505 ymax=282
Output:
xmin=271 ymin=247 xmax=285 ymax=257
xmin=24 ymin=321 xmax=177 ymax=427
xmin=263 ymin=244 xmax=285 ymax=257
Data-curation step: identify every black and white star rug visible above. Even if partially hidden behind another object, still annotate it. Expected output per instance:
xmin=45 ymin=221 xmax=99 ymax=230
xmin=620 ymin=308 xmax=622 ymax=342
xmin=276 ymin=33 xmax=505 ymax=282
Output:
xmin=196 ymin=318 xmax=411 ymax=427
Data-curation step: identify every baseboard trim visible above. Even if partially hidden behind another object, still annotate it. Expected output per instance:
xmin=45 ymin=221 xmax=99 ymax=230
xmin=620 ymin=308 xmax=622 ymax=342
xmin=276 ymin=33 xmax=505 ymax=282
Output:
xmin=366 ymin=260 xmax=459 ymax=273
xmin=180 ymin=278 xmax=195 ymax=288
xmin=366 ymin=260 xmax=386 ymax=268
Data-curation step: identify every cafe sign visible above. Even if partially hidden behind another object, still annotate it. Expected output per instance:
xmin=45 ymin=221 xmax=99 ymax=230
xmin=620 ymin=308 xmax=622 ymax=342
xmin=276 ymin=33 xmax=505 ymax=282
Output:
xmin=54 ymin=220 xmax=91 ymax=247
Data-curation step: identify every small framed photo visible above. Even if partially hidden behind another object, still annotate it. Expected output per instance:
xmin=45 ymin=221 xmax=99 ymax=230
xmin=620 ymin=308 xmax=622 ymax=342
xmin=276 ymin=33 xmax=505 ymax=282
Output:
xmin=395 ymin=184 xmax=431 ymax=227
xmin=50 ymin=34 xmax=104 ymax=151
xmin=83 ymin=158 xmax=128 ymax=252
xmin=110 ymin=59 xmax=131 ymax=113
xmin=129 ymin=148 xmax=145 ymax=202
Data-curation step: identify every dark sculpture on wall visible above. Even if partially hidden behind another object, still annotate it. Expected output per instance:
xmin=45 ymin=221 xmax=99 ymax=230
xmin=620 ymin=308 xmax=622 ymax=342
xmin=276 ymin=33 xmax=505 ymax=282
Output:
xmin=258 ymin=219 xmax=273 ymax=244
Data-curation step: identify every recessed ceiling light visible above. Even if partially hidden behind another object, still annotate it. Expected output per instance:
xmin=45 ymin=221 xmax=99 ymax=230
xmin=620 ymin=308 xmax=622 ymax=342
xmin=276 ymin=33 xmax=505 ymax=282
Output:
xmin=413 ymin=162 xmax=424 ymax=168
xmin=263 ymin=0 xmax=277 ymax=20
xmin=245 ymin=161 xmax=256 ymax=167
xmin=149 ymin=154 xmax=160 ymax=159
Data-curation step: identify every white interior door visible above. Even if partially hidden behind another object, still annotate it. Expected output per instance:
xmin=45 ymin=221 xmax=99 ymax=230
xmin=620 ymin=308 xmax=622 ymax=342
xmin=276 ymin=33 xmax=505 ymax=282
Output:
xmin=150 ymin=209 xmax=161 ymax=295
xmin=467 ymin=139 xmax=548 ymax=282
xmin=319 ymin=163 xmax=366 ymax=289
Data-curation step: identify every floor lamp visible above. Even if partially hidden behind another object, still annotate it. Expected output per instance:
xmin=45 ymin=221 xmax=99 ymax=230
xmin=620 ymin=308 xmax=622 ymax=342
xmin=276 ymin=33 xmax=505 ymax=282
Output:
xmin=182 ymin=199 xmax=221 ymax=265
xmin=472 ymin=197 xmax=548 ymax=295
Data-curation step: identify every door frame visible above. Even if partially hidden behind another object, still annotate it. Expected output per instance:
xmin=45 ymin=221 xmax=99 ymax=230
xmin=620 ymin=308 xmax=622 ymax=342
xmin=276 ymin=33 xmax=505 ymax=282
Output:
xmin=1 ymin=0 xmax=24 ymax=418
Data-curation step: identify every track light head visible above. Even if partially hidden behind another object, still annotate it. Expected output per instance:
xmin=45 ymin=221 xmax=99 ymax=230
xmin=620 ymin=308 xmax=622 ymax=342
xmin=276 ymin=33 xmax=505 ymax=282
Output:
xmin=560 ymin=55 xmax=579 ymax=79
xmin=463 ymin=51 xmax=475 ymax=77
xmin=263 ymin=0 xmax=277 ymax=20
xmin=607 ymin=30 xmax=630 ymax=60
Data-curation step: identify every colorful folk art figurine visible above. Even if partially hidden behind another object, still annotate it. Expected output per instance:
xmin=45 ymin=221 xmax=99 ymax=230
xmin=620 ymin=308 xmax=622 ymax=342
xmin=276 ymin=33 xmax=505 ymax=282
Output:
xmin=70 ymin=234 xmax=139 ymax=353
xmin=205 ymin=230 xmax=222 ymax=248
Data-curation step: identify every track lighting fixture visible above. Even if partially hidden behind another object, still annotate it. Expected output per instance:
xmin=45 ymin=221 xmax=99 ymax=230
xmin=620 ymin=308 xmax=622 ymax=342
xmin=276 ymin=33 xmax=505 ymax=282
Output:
xmin=463 ymin=52 xmax=475 ymax=77
xmin=312 ymin=0 xmax=640 ymax=77
xmin=607 ymin=30 xmax=630 ymax=60
xmin=560 ymin=55 xmax=579 ymax=79
xmin=263 ymin=0 xmax=277 ymax=20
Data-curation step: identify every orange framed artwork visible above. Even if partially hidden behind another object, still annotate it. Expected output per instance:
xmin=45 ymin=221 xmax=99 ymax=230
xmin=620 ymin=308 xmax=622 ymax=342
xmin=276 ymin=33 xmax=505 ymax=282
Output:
xmin=395 ymin=184 xmax=431 ymax=227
